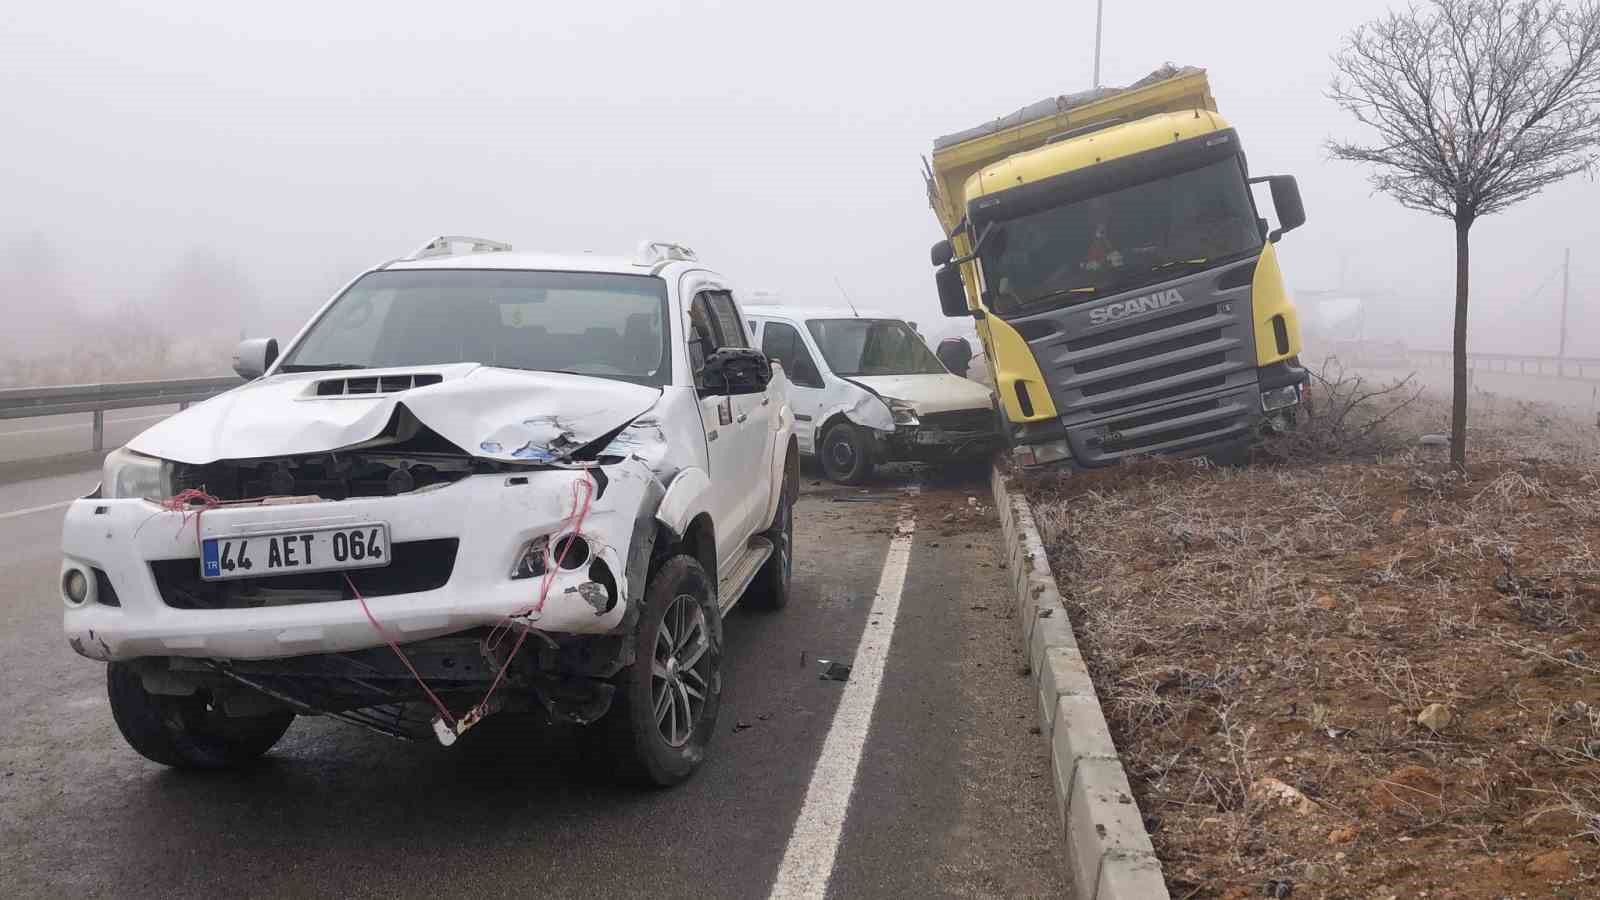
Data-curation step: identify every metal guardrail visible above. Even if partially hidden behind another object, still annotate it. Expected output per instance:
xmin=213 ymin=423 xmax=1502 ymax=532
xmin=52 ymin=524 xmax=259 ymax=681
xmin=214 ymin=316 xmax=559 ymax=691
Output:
xmin=0 ymin=376 xmax=241 ymax=451
xmin=1407 ymin=350 xmax=1600 ymax=382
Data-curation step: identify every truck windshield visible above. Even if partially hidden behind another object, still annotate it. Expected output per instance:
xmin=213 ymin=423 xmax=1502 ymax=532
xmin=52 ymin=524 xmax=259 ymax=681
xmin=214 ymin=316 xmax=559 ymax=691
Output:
xmin=805 ymin=319 xmax=947 ymax=377
xmin=979 ymin=157 xmax=1262 ymax=316
xmin=278 ymin=269 xmax=671 ymax=386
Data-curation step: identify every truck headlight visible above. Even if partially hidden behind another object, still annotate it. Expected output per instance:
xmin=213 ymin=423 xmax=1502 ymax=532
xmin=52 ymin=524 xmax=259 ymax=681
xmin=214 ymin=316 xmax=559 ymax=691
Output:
xmin=102 ymin=448 xmax=175 ymax=500
xmin=884 ymin=398 xmax=920 ymax=426
xmin=1261 ymin=384 xmax=1303 ymax=413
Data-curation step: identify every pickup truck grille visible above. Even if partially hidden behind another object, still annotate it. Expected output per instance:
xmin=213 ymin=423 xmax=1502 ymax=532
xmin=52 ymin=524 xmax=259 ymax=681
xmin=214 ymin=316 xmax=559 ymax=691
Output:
xmin=150 ymin=539 xmax=458 ymax=610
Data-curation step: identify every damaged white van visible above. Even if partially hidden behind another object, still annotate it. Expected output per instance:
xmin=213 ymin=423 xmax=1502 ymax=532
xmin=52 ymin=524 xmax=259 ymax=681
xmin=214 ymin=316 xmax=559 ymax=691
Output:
xmin=744 ymin=306 xmax=999 ymax=483
xmin=61 ymin=236 xmax=797 ymax=786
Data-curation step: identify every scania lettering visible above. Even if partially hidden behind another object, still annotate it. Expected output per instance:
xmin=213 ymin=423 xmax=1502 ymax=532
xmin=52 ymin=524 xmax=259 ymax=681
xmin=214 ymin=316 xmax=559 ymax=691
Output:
xmin=923 ymin=65 xmax=1310 ymax=469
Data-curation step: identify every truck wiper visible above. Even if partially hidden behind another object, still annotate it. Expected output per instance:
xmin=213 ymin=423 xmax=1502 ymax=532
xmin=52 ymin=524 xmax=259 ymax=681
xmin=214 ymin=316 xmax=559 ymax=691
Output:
xmin=1151 ymin=257 xmax=1210 ymax=273
xmin=1023 ymin=286 xmax=1098 ymax=306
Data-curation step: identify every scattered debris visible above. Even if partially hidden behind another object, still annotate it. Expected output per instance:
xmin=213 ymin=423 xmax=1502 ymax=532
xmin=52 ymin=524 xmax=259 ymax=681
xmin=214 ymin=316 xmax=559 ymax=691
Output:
xmin=733 ymin=720 xmax=752 ymax=733
xmin=817 ymin=659 xmax=852 ymax=681
xmin=1418 ymin=433 xmax=1449 ymax=447
xmin=1250 ymin=777 xmax=1319 ymax=816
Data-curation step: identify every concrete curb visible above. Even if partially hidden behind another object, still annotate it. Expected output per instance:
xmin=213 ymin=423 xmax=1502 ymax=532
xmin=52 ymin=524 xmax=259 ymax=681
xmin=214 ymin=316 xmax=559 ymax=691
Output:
xmin=991 ymin=465 xmax=1169 ymax=900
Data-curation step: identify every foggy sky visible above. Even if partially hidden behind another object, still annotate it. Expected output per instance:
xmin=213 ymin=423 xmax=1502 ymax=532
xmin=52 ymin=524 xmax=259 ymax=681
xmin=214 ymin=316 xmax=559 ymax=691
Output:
xmin=3 ymin=0 xmax=1596 ymax=364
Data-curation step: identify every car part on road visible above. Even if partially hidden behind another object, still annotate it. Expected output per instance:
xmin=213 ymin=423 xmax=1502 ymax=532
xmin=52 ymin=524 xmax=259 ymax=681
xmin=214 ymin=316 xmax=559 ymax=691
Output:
xmin=820 ymin=421 xmax=874 ymax=484
xmin=107 ymin=660 xmax=295 ymax=769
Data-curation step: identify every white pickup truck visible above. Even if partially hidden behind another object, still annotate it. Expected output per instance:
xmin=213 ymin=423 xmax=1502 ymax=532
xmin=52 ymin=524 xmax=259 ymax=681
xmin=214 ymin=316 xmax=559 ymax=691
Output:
xmin=60 ymin=237 xmax=797 ymax=786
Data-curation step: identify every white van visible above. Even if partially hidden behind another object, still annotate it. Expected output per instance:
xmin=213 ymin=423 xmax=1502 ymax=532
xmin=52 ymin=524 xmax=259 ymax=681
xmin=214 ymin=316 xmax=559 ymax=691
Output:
xmin=744 ymin=305 xmax=999 ymax=483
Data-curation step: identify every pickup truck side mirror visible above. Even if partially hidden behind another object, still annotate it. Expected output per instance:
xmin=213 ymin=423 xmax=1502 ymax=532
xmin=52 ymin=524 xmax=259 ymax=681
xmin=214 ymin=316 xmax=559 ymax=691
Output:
xmin=703 ymin=348 xmax=773 ymax=396
xmin=936 ymin=265 xmax=970 ymax=318
xmin=232 ymin=337 xmax=279 ymax=379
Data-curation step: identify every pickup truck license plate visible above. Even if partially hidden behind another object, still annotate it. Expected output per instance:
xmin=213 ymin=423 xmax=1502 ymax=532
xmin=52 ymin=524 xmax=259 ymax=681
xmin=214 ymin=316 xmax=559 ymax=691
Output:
xmin=201 ymin=525 xmax=390 ymax=581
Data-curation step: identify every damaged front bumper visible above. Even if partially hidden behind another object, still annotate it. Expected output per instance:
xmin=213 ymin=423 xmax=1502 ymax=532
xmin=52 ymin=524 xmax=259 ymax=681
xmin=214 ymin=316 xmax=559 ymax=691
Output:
xmin=878 ymin=409 xmax=1003 ymax=462
xmin=62 ymin=462 xmax=657 ymax=663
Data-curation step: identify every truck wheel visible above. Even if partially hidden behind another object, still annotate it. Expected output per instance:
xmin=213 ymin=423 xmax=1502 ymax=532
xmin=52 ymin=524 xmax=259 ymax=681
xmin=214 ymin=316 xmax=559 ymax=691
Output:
xmin=820 ymin=422 xmax=875 ymax=484
xmin=746 ymin=464 xmax=795 ymax=611
xmin=605 ymin=555 xmax=722 ymax=786
xmin=106 ymin=662 xmax=294 ymax=769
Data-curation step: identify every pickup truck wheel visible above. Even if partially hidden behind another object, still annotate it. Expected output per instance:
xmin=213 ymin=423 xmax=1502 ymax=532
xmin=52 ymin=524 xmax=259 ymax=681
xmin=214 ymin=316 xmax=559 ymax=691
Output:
xmin=605 ymin=555 xmax=722 ymax=786
xmin=820 ymin=422 xmax=875 ymax=485
xmin=106 ymin=662 xmax=294 ymax=769
xmin=746 ymin=470 xmax=794 ymax=611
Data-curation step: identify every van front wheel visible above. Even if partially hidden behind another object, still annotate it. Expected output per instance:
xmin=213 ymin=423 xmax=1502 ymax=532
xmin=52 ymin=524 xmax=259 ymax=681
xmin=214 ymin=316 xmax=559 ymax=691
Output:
xmin=820 ymin=422 xmax=875 ymax=485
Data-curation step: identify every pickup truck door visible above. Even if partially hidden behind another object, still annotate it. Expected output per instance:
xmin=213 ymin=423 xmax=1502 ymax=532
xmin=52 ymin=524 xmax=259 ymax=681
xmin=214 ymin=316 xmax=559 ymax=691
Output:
xmin=687 ymin=289 xmax=762 ymax=575
xmin=757 ymin=318 xmax=826 ymax=455
xmin=703 ymin=290 xmax=773 ymax=536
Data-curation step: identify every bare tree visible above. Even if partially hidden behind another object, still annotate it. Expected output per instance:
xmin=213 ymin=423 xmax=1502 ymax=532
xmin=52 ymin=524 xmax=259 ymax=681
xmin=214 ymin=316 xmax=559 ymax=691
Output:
xmin=1328 ymin=0 xmax=1600 ymax=469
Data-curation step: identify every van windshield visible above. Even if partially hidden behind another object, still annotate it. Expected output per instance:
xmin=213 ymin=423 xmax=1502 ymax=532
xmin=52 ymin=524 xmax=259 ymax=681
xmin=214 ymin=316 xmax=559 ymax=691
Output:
xmin=278 ymin=269 xmax=671 ymax=387
xmin=804 ymin=319 xmax=946 ymax=377
xmin=979 ymin=157 xmax=1262 ymax=316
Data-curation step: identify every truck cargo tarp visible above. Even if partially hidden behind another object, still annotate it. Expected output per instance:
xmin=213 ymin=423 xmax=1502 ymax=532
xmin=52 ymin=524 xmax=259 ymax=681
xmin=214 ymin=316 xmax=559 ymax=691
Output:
xmin=932 ymin=64 xmax=1200 ymax=151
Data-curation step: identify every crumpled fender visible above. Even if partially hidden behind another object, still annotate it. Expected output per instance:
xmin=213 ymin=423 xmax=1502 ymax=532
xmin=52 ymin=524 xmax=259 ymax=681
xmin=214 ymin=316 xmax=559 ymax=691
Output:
xmin=815 ymin=381 xmax=894 ymax=445
xmin=655 ymin=466 xmax=712 ymax=540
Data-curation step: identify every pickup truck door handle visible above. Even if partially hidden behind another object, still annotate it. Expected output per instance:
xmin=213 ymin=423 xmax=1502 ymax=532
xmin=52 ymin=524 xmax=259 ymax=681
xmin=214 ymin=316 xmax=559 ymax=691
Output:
xmin=736 ymin=413 xmax=748 ymax=423
xmin=760 ymin=397 xmax=770 ymax=406
xmin=707 ymin=430 xmax=718 ymax=442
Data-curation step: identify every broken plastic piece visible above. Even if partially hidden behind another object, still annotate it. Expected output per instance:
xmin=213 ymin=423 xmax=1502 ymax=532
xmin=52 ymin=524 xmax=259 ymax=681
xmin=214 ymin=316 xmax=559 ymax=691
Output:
xmin=817 ymin=659 xmax=852 ymax=681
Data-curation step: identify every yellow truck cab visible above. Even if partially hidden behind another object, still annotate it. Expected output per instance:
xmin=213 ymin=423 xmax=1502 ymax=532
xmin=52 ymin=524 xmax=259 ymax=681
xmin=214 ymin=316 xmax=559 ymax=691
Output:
xmin=925 ymin=66 xmax=1309 ymax=468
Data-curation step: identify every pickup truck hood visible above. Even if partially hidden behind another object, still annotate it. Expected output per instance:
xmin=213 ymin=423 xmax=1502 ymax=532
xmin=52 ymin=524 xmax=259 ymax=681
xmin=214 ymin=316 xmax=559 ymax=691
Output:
xmin=849 ymin=373 xmax=994 ymax=416
xmin=128 ymin=364 xmax=662 ymax=465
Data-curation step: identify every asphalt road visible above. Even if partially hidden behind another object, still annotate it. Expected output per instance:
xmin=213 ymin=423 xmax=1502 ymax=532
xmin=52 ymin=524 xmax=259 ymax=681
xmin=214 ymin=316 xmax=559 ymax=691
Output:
xmin=0 ymin=465 xmax=1067 ymax=898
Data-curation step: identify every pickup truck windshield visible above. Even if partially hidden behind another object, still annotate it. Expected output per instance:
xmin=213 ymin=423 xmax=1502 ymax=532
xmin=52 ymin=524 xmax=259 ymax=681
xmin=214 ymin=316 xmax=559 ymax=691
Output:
xmin=979 ymin=157 xmax=1262 ymax=316
xmin=805 ymin=318 xmax=946 ymax=377
xmin=279 ymin=269 xmax=671 ymax=386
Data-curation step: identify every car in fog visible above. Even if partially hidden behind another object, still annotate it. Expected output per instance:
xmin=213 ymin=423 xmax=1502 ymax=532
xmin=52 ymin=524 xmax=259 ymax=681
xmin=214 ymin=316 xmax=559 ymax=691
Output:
xmin=60 ymin=236 xmax=797 ymax=786
xmin=744 ymin=305 xmax=999 ymax=483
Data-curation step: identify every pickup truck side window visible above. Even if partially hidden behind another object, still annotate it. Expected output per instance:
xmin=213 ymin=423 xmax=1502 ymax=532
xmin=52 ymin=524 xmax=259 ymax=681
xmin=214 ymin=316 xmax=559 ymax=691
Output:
xmin=760 ymin=321 xmax=824 ymax=389
xmin=688 ymin=292 xmax=718 ymax=389
xmin=706 ymin=292 xmax=749 ymax=349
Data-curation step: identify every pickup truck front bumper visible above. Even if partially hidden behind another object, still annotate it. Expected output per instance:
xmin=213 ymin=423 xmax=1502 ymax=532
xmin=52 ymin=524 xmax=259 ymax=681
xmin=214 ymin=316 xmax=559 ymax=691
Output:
xmin=61 ymin=467 xmax=650 ymax=662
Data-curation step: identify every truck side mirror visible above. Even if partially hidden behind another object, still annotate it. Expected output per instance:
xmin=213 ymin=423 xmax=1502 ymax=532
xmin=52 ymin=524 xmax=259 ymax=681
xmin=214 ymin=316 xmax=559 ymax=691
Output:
xmin=232 ymin=338 xmax=279 ymax=380
xmin=930 ymin=239 xmax=953 ymax=267
xmin=1266 ymin=175 xmax=1305 ymax=241
xmin=936 ymin=337 xmax=974 ymax=377
xmin=936 ymin=265 xmax=969 ymax=318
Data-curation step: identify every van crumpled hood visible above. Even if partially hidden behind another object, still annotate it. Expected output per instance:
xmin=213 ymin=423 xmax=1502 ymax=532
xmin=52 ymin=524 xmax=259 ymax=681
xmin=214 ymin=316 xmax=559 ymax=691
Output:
xmin=128 ymin=363 xmax=662 ymax=465
xmin=848 ymin=373 xmax=994 ymax=416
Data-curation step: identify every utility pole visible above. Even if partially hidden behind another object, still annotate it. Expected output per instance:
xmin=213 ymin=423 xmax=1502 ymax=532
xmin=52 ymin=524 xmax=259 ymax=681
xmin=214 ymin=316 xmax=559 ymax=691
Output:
xmin=1093 ymin=0 xmax=1104 ymax=88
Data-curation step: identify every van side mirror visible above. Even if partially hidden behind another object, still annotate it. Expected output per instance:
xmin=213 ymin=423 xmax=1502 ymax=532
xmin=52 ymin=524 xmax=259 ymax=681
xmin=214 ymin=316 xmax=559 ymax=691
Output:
xmin=930 ymin=239 xmax=953 ymax=267
xmin=936 ymin=266 xmax=970 ymax=318
xmin=936 ymin=337 xmax=974 ymax=377
xmin=232 ymin=338 xmax=279 ymax=379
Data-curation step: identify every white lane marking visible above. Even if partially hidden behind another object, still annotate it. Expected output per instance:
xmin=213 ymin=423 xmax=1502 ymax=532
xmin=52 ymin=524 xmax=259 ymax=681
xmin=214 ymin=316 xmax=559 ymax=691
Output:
xmin=0 ymin=500 xmax=74 ymax=521
xmin=1 ymin=413 xmax=167 ymax=437
xmin=769 ymin=504 xmax=916 ymax=900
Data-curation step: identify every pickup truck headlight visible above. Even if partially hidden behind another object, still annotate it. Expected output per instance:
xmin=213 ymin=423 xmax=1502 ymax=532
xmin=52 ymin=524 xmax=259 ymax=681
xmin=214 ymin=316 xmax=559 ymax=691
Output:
xmin=883 ymin=398 xmax=920 ymax=426
xmin=102 ymin=448 xmax=175 ymax=500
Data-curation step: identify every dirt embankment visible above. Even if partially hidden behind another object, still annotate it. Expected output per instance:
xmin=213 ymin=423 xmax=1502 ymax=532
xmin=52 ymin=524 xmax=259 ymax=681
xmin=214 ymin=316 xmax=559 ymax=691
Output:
xmin=1026 ymin=396 xmax=1600 ymax=898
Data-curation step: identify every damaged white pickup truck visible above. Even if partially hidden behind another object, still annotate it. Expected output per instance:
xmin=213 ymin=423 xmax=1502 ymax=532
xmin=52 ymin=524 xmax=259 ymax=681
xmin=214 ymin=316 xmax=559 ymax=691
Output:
xmin=61 ymin=236 xmax=797 ymax=786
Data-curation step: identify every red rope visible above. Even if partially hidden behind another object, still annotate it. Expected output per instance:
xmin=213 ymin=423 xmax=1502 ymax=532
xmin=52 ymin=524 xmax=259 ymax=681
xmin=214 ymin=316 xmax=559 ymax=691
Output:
xmin=353 ymin=471 xmax=597 ymax=740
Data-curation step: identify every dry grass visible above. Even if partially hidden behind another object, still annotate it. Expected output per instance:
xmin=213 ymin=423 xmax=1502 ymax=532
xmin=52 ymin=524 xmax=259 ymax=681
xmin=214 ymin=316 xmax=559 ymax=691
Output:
xmin=1024 ymin=390 xmax=1600 ymax=898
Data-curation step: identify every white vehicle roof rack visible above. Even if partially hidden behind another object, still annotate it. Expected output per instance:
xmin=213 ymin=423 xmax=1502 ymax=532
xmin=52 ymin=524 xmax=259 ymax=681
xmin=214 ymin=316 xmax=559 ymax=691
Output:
xmin=633 ymin=240 xmax=698 ymax=266
xmin=408 ymin=235 xmax=513 ymax=260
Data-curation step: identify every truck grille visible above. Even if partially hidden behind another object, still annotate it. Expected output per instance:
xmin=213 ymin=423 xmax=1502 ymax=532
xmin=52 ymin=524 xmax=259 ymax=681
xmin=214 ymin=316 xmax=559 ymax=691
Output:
xmin=150 ymin=539 xmax=458 ymax=610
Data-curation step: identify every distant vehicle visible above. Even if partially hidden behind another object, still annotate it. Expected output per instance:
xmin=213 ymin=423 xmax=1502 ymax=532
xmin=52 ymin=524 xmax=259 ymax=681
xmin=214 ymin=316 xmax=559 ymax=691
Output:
xmin=62 ymin=236 xmax=797 ymax=786
xmin=744 ymin=305 xmax=1000 ymax=484
xmin=924 ymin=65 xmax=1310 ymax=469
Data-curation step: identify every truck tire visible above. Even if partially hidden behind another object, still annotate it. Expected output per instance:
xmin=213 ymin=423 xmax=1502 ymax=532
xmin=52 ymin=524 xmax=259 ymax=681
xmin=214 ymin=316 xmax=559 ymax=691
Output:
xmin=106 ymin=662 xmax=294 ymax=769
xmin=746 ymin=463 xmax=795 ymax=611
xmin=605 ymin=555 xmax=722 ymax=786
xmin=820 ymin=422 xmax=875 ymax=485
